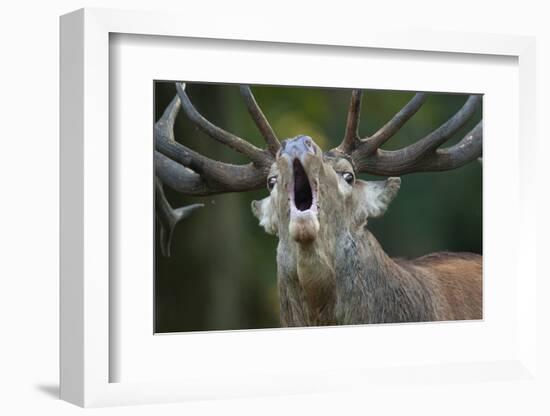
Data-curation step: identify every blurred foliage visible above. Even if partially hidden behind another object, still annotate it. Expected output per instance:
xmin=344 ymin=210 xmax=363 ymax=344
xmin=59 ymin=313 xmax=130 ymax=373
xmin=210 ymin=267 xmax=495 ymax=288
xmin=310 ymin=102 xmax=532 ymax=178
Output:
xmin=154 ymin=82 xmax=482 ymax=333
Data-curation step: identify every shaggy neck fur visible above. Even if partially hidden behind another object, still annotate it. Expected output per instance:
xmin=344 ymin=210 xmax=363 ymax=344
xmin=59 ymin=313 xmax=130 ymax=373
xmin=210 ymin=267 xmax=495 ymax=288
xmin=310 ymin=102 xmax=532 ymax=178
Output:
xmin=277 ymin=225 xmax=441 ymax=326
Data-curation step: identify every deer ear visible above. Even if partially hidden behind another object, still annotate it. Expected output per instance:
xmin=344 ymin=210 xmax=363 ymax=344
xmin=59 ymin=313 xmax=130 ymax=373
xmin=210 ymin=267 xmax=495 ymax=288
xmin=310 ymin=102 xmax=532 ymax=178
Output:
xmin=251 ymin=197 xmax=278 ymax=236
xmin=356 ymin=177 xmax=401 ymax=220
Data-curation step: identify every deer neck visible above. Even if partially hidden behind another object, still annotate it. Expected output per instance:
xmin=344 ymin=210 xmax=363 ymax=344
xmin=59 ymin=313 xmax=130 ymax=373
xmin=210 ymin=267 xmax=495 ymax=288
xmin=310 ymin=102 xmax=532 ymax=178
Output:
xmin=334 ymin=229 xmax=438 ymax=324
xmin=295 ymin=238 xmax=336 ymax=311
xmin=275 ymin=223 xmax=338 ymax=325
xmin=292 ymin=226 xmax=400 ymax=295
xmin=278 ymin=224 xmax=431 ymax=325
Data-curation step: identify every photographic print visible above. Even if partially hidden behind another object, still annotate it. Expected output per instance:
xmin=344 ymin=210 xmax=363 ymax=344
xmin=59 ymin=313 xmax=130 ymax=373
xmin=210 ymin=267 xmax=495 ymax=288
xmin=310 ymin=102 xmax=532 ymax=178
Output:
xmin=154 ymin=82 xmax=482 ymax=333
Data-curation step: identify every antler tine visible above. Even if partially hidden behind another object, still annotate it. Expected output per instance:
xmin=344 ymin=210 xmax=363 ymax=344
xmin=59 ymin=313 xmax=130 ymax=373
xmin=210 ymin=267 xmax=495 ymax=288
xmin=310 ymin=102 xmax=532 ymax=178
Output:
xmin=337 ymin=90 xmax=363 ymax=154
xmin=363 ymin=93 xmax=428 ymax=154
xmin=155 ymin=177 xmax=203 ymax=257
xmin=155 ymin=151 xmax=265 ymax=195
xmin=155 ymin=151 xmax=206 ymax=194
xmin=336 ymin=90 xmax=363 ymax=154
xmin=175 ymin=82 xmax=272 ymax=168
xmin=402 ymin=95 xmax=481 ymax=156
xmin=154 ymin=136 xmax=269 ymax=195
xmin=334 ymin=91 xmax=425 ymax=156
xmin=239 ymin=85 xmax=280 ymax=155
xmin=351 ymin=94 xmax=482 ymax=176
xmin=154 ymin=95 xmax=180 ymax=141
xmin=421 ymin=121 xmax=482 ymax=171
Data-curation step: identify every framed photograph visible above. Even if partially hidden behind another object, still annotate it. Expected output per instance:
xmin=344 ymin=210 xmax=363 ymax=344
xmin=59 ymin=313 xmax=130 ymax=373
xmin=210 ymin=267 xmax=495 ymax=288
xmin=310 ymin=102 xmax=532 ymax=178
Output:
xmin=60 ymin=8 xmax=539 ymax=408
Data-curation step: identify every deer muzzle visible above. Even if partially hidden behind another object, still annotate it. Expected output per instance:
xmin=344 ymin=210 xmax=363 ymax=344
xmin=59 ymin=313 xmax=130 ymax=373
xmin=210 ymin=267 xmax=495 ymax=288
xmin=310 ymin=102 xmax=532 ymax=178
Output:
xmin=280 ymin=135 xmax=320 ymax=243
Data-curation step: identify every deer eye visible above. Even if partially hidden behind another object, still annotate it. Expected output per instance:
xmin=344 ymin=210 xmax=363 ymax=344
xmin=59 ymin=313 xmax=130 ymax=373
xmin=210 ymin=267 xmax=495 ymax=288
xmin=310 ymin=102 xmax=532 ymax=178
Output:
xmin=267 ymin=176 xmax=277 ymax=191
xmin=342 ymin=172 xmax=354 ymax=184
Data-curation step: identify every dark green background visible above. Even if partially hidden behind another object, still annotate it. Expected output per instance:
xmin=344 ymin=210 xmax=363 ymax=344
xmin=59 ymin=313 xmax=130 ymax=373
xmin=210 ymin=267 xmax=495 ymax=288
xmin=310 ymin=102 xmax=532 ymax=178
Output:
xmin=154 ymin=82 xmax=482 ymax=333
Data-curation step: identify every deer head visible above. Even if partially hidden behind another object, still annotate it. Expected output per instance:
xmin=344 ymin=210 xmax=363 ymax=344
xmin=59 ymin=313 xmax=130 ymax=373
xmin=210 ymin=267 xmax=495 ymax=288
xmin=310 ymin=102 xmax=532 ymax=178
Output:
xmin=251 ymin=134 xmax=401 ymax=246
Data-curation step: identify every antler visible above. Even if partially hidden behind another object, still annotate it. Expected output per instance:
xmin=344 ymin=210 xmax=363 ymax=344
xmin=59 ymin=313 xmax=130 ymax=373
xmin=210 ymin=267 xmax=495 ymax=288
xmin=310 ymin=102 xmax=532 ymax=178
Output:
xmin=154 ymin=82 xmax=280 ymax=255
xmin=155 ymin=83 xmax=279 ymax=196
xmin=334 ymin=91 xmax=482 ymax=176
xmin=155 ymin=178 xmax=203 ymax=257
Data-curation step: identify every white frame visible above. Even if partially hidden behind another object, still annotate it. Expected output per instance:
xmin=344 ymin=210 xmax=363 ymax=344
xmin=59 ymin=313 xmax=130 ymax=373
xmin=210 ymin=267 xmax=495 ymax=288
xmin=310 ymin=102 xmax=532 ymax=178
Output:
xmin=60 ymin=8 xmax=538 ymax=408
xmin=111 ymin=34 xmax=519 ymax=384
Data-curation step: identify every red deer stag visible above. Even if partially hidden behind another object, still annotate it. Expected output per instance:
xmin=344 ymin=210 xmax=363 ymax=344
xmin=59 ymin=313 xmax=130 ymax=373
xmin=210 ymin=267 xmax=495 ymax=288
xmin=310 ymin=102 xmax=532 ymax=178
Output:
xmin=155 ymin=83 xmax=482 ymax=326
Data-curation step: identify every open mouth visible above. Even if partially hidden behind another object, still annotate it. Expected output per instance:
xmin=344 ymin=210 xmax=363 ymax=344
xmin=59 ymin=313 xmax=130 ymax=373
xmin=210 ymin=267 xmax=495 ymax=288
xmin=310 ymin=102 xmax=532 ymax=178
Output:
xmin=293 ymin=159 xmax=313 ymax=211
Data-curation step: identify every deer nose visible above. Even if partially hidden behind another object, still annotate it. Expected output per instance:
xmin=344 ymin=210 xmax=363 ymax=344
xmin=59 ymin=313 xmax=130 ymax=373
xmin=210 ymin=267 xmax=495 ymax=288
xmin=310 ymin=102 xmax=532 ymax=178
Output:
xmin=280 ymin=135 xmax=315 ymax=158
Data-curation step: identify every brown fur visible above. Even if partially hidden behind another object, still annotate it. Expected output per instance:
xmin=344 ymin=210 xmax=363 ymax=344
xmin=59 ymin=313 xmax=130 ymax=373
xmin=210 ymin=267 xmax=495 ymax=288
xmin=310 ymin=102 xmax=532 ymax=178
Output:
xmin=397 ymin=252 xmax=482 ymax=321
